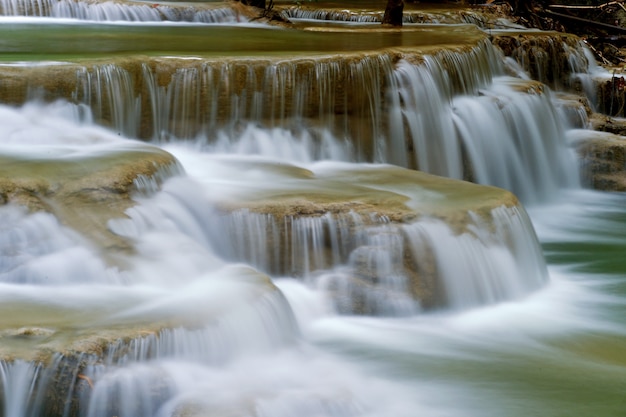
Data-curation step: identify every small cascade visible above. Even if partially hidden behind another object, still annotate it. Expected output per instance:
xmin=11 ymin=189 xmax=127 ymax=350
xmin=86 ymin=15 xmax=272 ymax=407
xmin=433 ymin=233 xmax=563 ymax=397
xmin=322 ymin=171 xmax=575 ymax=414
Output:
xmin=0 ymin=288 xmax=298 ymax=417
xmin=56 ymin=2 xmax=241 ymax=23
xmin=140 ymin=53 xmax=397 ymax=159
xmin=572 ymin=45 xmax=611 ymax=112
xmin=52 ymin=0 xmax=165 ymax=21
xmin=554 ymin=39 xmax=606 ymax=111
xmin=0 ymin=206 xmax=119 ymax=285
xmin=0 ymin=361 xmax=41 ymax=417
xmin=451 ymin=79 xmax=579 ymax=203
xmin=79 ymin=348 xmax=389 ymax=417
xmin=85 ymin=363 xmax=174 ymax=417
xmin=0 ymin=0 xmax=243 ymax=22
xmin=390 ymin=64 xmax=579 ymax=202
xmin=281 ymin=5 xmax=516 ymax=28
xmin=204 ymin=201 xmax=547 ymax=315
xmin=103 ymin=291 xmax=299 ymax=366
xmin=494 ymin=34 xmax=605 ymax=109
xmin=210 ymin=208 xmax=418 ymax=315
xmin=0 ymin=33 xmax=582 ymax=203
xmin=74 ymin=65 xmax=142 ymax=138
xmin=554 ymin=94 xmax=590 ymax=130
xmin=212 ymin=208 xmax=420 ymax=316
xmin=210 ymin=209 xmax=364 ymax=276
xmin=281 ymin=7 xmax=382 ymax=23
xmin=0 ymin=0 xmax=54 ymax=16
xmin=318 ymin=223 xmax=422 ymax=316
xmin=403 ymin=205 xmax=548 ymax=310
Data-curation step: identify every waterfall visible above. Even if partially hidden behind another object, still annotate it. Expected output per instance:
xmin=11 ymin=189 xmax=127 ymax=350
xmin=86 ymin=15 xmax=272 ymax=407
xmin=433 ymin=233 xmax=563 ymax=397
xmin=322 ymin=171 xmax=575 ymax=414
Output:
xmin=0 ymin=8 xmax=591 ymax=200
xmin=5 ymin=38 xmax=577 ymax=203
xmin=118 ymin=153 xmax=545 ymax=316
xmin=0 ymin=361 xmax=40 ymax=417
xmin=494 ymin=34 xmax=607 ymax=111
xmin=389 ymin=58 xmax=579 ymax=203
xmin=451 ymin=79 xmax=579 ymax=203
xmin=209 ymin=203 xmax=547 ymax=314
xmin=281 ymin=7 xmax=383 ymax=23
xmin=0 ymin=206 xmax=119 ymax=285
xmin=280 ymin=5 xmax=511 ymax=27
xmin=403 ymin=205 xmax=548 ymax=310
xmin=0 ymin=0 xmax=243 ymax=22
xmin=0 ymin=163 xmax=538 ymax=415
xmin=139 ymin=53 xmax=396 ymax=159
xmin=209 ymin=209 xmax=363 ymax=276
xmin=74 ymin=65 xmax=141 ymax=137
xmin=0 ymin=6 xmax=613 ymax=416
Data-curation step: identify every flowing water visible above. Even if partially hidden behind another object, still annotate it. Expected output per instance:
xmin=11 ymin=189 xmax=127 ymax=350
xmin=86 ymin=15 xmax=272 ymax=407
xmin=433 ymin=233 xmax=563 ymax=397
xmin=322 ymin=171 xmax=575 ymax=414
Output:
xmin=0 ymin=2 xmax=624 ymax=417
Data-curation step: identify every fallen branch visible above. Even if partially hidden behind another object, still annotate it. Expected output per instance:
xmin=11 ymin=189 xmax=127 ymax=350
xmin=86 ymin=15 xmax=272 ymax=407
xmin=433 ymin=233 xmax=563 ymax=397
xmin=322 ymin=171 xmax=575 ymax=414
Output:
xmin=546 ymin=9 xmax=626 ymax=34
xmin=548 ymin=1 xmax=625 ymax=10
xmin=583 ymin=39 xmax=613 ymax=65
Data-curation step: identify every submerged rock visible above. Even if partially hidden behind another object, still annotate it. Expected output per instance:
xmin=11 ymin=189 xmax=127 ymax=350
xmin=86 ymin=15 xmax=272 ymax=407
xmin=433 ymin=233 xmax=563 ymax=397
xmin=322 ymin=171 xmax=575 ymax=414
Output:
xmin=571 ymin=127 xmax=626 ymax=191
xmin=0 ymin=141 xmax=181 ymax=253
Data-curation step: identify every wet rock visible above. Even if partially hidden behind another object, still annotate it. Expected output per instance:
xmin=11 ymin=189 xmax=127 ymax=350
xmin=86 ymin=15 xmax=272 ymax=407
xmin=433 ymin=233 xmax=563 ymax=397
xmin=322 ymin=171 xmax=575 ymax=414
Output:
xmin=596 ymin=74 xmax=626 ymax=117
xmin=0 ymin=144 xmax=181 ymax=254
xmin=212 ymin=162 xmax=523 ymax=313
xmin=571 ymin=127 xmax=626 ymax=191
xmin=492 ymin=32 xmax=591 ymax=90
xmin=0 ymin=270 xmax=292 ymax=417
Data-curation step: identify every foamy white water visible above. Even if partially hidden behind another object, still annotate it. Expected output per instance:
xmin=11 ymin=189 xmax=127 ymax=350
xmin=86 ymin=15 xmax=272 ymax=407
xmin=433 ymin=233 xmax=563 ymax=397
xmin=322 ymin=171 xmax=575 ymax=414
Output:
xmin=0 ymin=8 xmax=622 ymax=414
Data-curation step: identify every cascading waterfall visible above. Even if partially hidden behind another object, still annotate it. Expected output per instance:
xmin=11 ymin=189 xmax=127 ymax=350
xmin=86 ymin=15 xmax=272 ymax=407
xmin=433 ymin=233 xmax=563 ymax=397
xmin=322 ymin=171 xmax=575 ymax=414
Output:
xmin=12 ymin=36 xmax=579 ymax=202
xmin=0 ymin=2 xmax=620 ymax=416
xmin=281 ymin=6 xmax=509 ymax=27
xmin=281 ymin=7 xmax=382 ymax=23
xmin=79 ymin=291 xmax=299 ymax=417
xmin=0 ymin=0 xmax=243 ymax=22
xmin=451 ymin=79 xmax=578 ymax=202
xmin=54 ymin=3 xmax=242 ymax=22
xmin=0 ymin=196 xmax=301 ymax=415
xmin=0 ymin=361 xmax=40 ymax=417
xmin=210 ymin=209 xmax=369 ymax=276
xmin=74 ymin=65 xmax=141 ymax=138
xmin=569 ymin=42 xmax=608 ymax=111
xmin=57 ymin=54 xmax=396 ymax=156
xmin=0 ymin=206 xmax=119 ymax=285
xmin=403 ymin=206 xmax=547 ymax=310
xmin=207 ymin=209 xmax=421 ymax=316
xmin=389 ymin=54 xmax=579 ymax=203
xmin=494 ymin=34 xmax=606 ymax=110
xmin=110 ymin=155 xmax=545 ymax=316
xmin=207 ymin=202 xmax=547 ymax=314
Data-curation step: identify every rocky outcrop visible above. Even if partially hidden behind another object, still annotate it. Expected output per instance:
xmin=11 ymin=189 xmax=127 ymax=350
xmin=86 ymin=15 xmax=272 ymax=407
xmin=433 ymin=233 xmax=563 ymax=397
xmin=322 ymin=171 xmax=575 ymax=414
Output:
xmin=1 ymin=144 xmax=530 ymax=316
xmin=209 ymin=161 xmax=535 ymax=314
xmin=573 ymin=121 xmax=626 ymax=190
xmin=0 ymin=24 xmax=490 ymax=141
xmin=0 ymin=270 xmax=292 ymax=417
xmin=278 ymin=3 xmax=514 ymax=26
xmin=492 ymin=31 xmax=592 ymax=90
xmin=0 ymin=0 xmax=252 ymax=22
xmin=0 ymin=143 xmax=181 ymax=253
